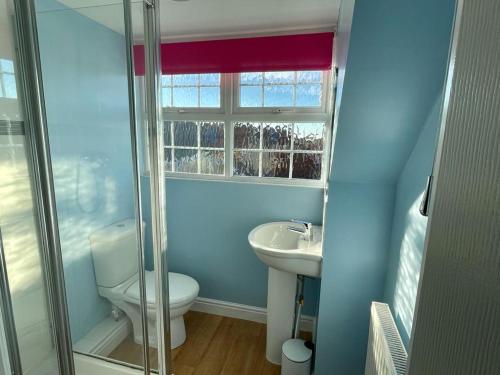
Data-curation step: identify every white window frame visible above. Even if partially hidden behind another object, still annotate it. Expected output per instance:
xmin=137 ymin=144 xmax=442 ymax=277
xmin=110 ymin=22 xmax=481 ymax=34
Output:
xmin=233 ymin=71 xmax=329 ymax=114
xmin=162 ymin=73 xmax=225 ymax=114
xmin=147 ymin=71 xmax=334 ymax=188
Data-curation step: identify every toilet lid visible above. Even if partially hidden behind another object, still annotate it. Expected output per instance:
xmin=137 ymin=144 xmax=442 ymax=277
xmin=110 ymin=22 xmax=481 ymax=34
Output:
xmin=125 ymin=271 xmax=199 ymax=308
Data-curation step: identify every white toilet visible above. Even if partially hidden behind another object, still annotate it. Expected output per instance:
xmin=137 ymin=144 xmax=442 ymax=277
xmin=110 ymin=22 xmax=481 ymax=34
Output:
xmin=89 ymin=219 xmax=199 ymax=349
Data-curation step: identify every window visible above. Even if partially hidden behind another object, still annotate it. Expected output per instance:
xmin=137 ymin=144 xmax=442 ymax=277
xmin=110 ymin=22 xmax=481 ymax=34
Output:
xmin=0 ymin=59 xmax=17 ymax=99
xmin=238 ymin=71 xmax=323 ymax=108
xmin=164 ymin=121 xmax=225 ymax=175
xmin=156 ymin=70 xmax=332 ymax=186
xmin=161 ymin=73 xmax=221 ymax=109
xmin=233 ymin=122 xmax=324 ymax=180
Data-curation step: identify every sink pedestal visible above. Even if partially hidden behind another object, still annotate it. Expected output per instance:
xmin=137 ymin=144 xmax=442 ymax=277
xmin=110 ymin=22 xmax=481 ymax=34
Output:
xmin=266 ymin=267 xmax=296 ymax=364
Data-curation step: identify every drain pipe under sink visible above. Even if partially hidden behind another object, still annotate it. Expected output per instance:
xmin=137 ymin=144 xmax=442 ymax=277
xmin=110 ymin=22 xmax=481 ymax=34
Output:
xmin=292 ymin=275 xmax=304 ymax=339
xmin=281 ymin=275 xmax=313 ymax=375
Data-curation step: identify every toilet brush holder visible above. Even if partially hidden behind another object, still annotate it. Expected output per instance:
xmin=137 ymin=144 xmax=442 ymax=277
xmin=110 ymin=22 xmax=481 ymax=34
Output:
xmin=281 ymin=338 xmax=312 ymax=375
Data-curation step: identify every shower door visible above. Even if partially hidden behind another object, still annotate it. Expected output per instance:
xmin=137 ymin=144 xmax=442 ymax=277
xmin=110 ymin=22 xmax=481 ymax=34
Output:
xmin=0 ymin=0 xmax=171 ymax=374
xmin=0 ymin=1 xmax=64 ymax=374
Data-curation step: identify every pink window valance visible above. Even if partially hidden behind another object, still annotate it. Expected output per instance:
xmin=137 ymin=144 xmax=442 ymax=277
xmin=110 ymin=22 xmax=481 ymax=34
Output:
xmin=133 ymin=32 xmax=334 ymax=76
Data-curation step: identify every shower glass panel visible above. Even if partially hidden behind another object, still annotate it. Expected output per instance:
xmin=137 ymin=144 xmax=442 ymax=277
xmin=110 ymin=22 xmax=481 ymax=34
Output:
xmin=0 ymin=131 xmax=59 ymax=375
xmin=0 ymin=301 xmax=11 ymax=374
xmin=0 ymin=1 xmax=59 ymax=374
xmin=31 ymin=0 xmax=165 ymax=372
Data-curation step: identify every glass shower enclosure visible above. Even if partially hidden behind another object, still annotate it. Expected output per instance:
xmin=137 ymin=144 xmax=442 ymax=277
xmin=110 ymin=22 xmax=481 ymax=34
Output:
xmin=0 ymin=0 xmax=170 ymax=374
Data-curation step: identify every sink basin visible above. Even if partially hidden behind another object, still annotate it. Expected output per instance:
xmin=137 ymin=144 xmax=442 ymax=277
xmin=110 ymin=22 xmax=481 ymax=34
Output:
xmin=248 ymin=221 xmax=323 ymax=277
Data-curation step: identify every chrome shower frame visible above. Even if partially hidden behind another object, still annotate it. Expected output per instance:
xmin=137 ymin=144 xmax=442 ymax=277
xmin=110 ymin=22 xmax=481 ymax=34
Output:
xmin=1 ymin=0 xmax=171 ymax=374
xmin=10 ymin=0 xmax=77 ymax=373
xmin=142 ymin=1 xmax=173 ymax=374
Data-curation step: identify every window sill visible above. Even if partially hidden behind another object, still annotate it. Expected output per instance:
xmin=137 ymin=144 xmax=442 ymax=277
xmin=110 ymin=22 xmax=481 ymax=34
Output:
xmin=163 ymin=172 xmax=325 ymax=189
xmin=142 ymin=171 xmax=324 ymax=188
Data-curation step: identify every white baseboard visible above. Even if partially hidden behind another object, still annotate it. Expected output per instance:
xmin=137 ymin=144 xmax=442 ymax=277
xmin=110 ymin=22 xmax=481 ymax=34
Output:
xmin=74 ymin=298 xmax=315 ymax=357
xmin=74 ymin=315 xmax=131 ymax=357
xmin=191 ymin=297 xmax=316 ymax=333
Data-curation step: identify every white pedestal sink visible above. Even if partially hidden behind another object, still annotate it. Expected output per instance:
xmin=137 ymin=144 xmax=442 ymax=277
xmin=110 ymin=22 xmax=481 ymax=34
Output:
xmin=248 ymin=222 xmax=323 ymax=364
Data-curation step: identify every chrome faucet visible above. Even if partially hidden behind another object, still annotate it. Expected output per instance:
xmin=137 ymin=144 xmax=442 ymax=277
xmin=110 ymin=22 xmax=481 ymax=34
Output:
xmin=288 ymin=219 xmax=313 ymax=240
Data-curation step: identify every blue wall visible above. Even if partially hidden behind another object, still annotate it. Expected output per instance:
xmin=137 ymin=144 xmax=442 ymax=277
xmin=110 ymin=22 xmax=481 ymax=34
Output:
xmin=141 ymin=176 xmax=323 ymax=316
xmin=383 ymin=94 xmax=443 ymax=347
xmin=37 ymin=0 xmax=135 ymax=342
xmin=331 ymin=1 xmax=455 ymax=184
xmin=316 ymin=183 xmax=395 ymax=374
xmin=314 ymin=0 xmax=455 ymax=373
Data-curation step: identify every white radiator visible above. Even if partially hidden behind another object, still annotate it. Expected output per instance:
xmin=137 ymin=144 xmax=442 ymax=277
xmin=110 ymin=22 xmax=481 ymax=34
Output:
xmin=364 ymin=302 xmax=408 ymax=375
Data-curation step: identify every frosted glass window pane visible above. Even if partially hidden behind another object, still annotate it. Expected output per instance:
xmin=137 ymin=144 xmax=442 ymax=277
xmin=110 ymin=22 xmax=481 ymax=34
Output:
xmin=2 ymin=74 xmax=16 ymax=99
xmin=201 ymin=122 xmax=224 ymax=148
xmin=264 ymin=71 xmax=294 ymax=84
xmin=200 ymin=73 xmax=220 ymax=86
xmin=174 ymin=121 xmax=197 ymax=147
xmin=173 ymin=87 xmax=198 ymax=107
xmin=174 ymin=148 xmax=198 ymax=173
xmin=263 ymin=123 xmax=291 ymax=150
xmin=297 ymin=71 xmax=322 ymax=83
xmin=200 ymin=150 xmax=224 ymax=175
xmin=296 ymin=84 xmax=321 ymax=107
xmin=233 ymin=151 xmax=259 ymax=176
xmin=264 ymin=85 xmax=293 ymax=107
xmin=240 ymin=72 xmax=263 ymax=85
xmin=262 ymin=152 xmax=290 ymax=178
xmin=294 ymin=123 xmax=325 ymax=150
xmin=164 ymin=121 xmax=172 ymax=146
xmin=240 ymin=86 xmax=262 ymax=107
xmin=293 ymin=153 xmax=322 ymax=179
xmin=162 ymin=87 xmax=172 ymax=107
xmin=172 ymin=74 xmax=198 ymax=86
xmin=200 ymin=87 xmax=220 ymax=107
xmin=233 ymin=122 xmax=260 ymax=149
xmin=165 ymin=147 xmax=173 ymax=171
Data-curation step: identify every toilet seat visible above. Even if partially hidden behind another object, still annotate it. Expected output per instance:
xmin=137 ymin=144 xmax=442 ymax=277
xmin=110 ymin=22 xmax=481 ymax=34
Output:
xmin=124 ymin=271 xmax=199 ymax=309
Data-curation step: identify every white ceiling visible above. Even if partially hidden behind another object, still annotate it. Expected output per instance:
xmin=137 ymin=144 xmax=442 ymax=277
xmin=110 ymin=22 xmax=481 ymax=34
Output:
xmin=55 ymin=0 xmax=339 ymax=41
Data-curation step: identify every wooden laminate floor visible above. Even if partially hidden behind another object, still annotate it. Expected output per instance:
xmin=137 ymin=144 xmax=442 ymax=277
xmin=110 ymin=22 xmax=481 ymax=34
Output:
xmin=108 ymin=311 xmax=311 ymax=375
